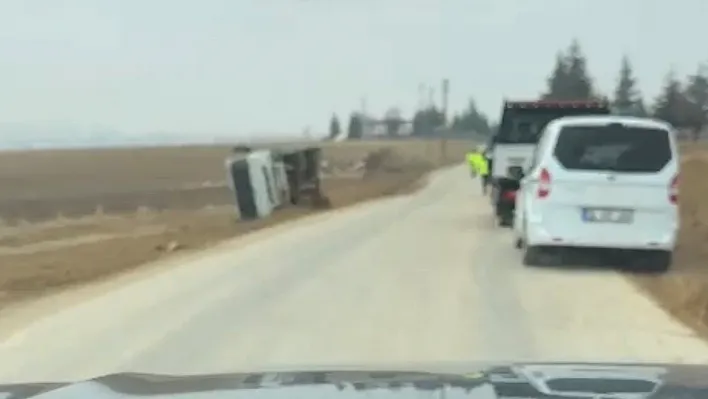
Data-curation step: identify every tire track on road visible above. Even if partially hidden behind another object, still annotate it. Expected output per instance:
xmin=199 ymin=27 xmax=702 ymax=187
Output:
xmin=467 ymin=203 xmax=536 ymax=363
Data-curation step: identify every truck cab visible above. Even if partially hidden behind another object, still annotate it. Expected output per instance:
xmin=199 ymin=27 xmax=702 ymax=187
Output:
xmin=488 ymin=100 xmax=611 ymax=227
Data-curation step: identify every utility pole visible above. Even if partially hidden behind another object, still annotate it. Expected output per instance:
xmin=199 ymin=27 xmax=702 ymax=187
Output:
xmin=439 ymin=79 xmax=450 ymax=163
xmin=441 ymin=78 xmax=449 ymax=124
xmin=418 ymin=83 xmax=425 ymax=110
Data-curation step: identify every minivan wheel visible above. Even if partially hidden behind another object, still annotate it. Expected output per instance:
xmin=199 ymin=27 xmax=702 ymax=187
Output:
xmin=642 ymin=250 xmax=672 ymax=273
xmin=522 ymin=246 xmax=545 ymax=266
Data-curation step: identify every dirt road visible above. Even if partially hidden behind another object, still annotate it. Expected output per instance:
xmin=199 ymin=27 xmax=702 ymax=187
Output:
xmin=0 ymin=166 xmax=706 ymax=384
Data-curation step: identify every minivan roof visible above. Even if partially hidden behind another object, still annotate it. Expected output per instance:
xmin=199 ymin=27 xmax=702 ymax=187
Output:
xmin=548 ymin=115 xmax=673 ymax=131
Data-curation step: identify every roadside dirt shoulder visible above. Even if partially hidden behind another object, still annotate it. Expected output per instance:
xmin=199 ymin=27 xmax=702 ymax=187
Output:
xmin=630 ymin=150 xmax=708 ymax=339
xmin=0 ymin=166 xmax=468 ymax=341
xmin=0 ymin=171 xmax=431 ymax=308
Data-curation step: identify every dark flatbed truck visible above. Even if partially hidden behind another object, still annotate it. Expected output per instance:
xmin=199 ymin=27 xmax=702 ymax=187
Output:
xmin=488 ymin=100 xmax=611 ymax=227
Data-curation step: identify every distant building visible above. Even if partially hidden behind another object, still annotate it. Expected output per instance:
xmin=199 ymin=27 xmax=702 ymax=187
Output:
xmin=355 ymin=111 xmax=413 ymax=137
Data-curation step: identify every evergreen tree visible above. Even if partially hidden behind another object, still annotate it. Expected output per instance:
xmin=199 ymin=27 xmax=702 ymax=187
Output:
xmin=346 ymin=113 xmax=363 ymax=139
xmin=684 ymin=65 xmax=708 ymax=140
xmin=612 ymin=55 xmax=641 ymax=115
xmin=542 ymin=52 xmax=569 ymax=100
xmin=542 ymin=40 xmax=594 ymax=100
xmin=412 ymin=107 xmax=445 ymax=136
xmin=451 ymin=99 xmax=491 ymax=135
xmin=653 ymin=70 xmax=689 ymax=128
xmin=563 ymin=39 xmax=595 ymax=100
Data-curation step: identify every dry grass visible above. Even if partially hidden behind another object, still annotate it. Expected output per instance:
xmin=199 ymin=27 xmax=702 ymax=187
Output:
xmin=0 ymin=139 xmax=473 ymax=308
xmin=0 ymin=177 xmax=403 ymax=306
xmin=0 ymin=139 xmax=471 ymax=224
xmin=0 ymin=140 xmax=468 ymax=200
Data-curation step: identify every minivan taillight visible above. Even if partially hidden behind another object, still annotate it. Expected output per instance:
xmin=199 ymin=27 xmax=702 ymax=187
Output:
xmin=537 ymin=168 xmax=551 ymax=199
xmin=669 ymin=174 xmax=678 ymax=205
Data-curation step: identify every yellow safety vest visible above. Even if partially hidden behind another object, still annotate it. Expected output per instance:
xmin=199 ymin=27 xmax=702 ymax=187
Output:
xmin=467 ymin=152 xmax=489 ymax=176
xmin=466 ymin=153 xmax=476 ymax=168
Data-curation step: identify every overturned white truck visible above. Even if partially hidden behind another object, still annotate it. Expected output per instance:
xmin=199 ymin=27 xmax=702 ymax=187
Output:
xmin=226 ymin=145 xmax=330 ymax=221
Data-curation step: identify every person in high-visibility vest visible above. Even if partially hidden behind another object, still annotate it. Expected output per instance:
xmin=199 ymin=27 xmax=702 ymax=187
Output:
xmin=466 ymin=151 xmax=478 ymax=177
xmin=466 ymin=147 xmax=490 ymax=194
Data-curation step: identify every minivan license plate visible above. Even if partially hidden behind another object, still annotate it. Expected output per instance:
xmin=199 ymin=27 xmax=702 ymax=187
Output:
xmin=582 ymin=208 xmax=633 ymax=223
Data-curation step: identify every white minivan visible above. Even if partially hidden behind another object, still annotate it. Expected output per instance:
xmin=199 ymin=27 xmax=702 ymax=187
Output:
xmin=513 ymin=115 xmax=679 ymax=272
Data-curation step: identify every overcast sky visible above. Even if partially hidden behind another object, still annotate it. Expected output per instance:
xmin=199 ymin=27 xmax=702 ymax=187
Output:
xmin=0 ymin=0 xmax=705 ymax=138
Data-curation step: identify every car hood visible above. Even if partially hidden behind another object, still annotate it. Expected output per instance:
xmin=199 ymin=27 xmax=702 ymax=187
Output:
xmin=1 ymin=362 xmax=708 ymax=399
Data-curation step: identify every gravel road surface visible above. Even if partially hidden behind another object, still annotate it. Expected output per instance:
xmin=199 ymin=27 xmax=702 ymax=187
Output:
xmin=0 ymin=165 xmax=707 ymax=383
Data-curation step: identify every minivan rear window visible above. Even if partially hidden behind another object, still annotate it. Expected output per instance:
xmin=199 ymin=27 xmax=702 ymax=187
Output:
xmin=553 ymin=125 xmax=672 ymax=173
